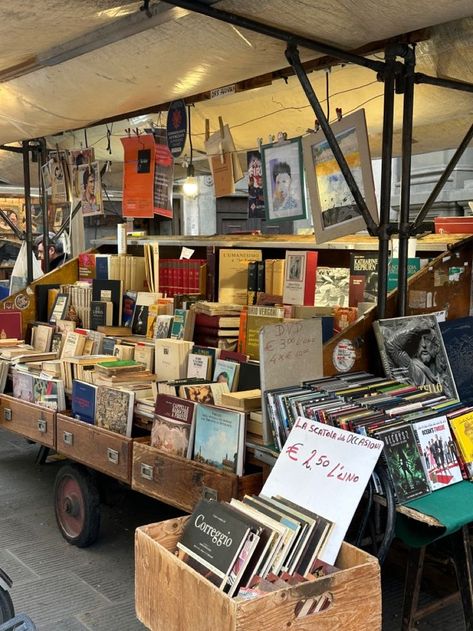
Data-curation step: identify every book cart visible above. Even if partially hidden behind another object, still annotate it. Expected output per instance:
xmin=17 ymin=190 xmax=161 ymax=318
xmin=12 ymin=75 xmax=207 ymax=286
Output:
xmin=0 ymin=231 xmax=471 ymax=629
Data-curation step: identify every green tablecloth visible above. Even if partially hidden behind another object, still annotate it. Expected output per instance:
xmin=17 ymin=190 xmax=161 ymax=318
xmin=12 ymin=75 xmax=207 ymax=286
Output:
xmin=395 ymin=481 xmax=473 ymax=548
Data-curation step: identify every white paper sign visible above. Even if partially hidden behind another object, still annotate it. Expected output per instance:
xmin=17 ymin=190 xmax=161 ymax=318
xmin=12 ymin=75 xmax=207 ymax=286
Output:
xmin=262 ymin=419 xmax=383 ymax=564
xmin=180 ymin=247 xmax=195 ymax=260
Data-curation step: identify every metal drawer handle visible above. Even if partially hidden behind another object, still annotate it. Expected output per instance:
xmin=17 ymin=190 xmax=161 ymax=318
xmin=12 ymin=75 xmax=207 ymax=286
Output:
xmin=3 ymin=408 xmax=12 ymax=421
xmin=63 ymin=431 xmax=73 ymax=446
xmin=37 ymin=419 xmax=47 ymax=434
xmin=140 ymin=463 xmax=154 ymax=481
xmin=107 ymin=448 xmax=119 ymax=465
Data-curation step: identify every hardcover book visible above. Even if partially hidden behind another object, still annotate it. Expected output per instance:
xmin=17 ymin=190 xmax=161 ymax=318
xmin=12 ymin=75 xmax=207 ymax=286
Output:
xmin=218 ymin=248 xmax=263 ymax=305
xmin=155 ymin=314 xmax=174 ymax=339
xmin=95 ymin=385 xmax=135 ymax=437
xmin=32 ymin=376 xmax=65 ymax=411
xmin=152 ymin=394 xmax=196 ymax=458
xmin=314 ymin=267 xmax=350 ymax=308
xmin=387 ymin=258 xmax=421 ymax=292
xmin=374 ymin=423 xmax=430 ymax=503
xmin=90 ymin=301 xmax=113 ymax=330
xmin=213 ymin=358 xmax=240 ymax=391
xmin=193 ymin=404 xmax=245 ymax=475
xmin=177 ymin=499 xmax=252 ymax=589
xmin=92 ymin=279 xmax=124 ymax=327
xmin=187 ymin=352 xmax=212 ymax=380
xmin=49 ymin=293 xmax=70 ymax=324
xmin=180 ymin=382 xmax=229 ymax=406
xmin=373 ymin=314 xmax=458 ymax=399
xmin=440 ymin=316 xmax=473 ymax=403
xmin=12 ymin=369 xmax=34 ymax=403
xmin=348 ymin=253 xmax=378 ymax=307
xmin=282 ymin=251 xmax=318 ymax=306
xmin=412 ymin=415 xmax=463 ymax=491
xmin=71 ymin=380 xmax=97 ymax=424
xmin=0 ymin=311 xmax=22 ymax=340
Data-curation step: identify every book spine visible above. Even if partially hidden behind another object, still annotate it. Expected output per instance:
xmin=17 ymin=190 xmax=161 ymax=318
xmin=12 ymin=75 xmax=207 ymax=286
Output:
xmin=303 ymin=251 xmax=318 ymax=306
xmin=237 ymin=307 xmax=248 ymax=355
xmin=247 ymin=261 xmax=258 ymax=306
xmin=206 ymin=246 xmax=217 ymax=302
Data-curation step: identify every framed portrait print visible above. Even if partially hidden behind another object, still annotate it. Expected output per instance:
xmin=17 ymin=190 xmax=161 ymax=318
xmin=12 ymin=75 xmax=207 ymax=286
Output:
xmin=302 ymin=109 xmax=378 ymax=243
xmin=261 ymin=137 xmax=307 ymax=223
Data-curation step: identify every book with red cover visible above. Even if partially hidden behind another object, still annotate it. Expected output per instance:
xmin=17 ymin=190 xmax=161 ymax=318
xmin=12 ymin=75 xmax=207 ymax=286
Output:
xmin=195 ymin=325 xmax=239 ymax=338
xmin=0 ymin=311 xmax=22 ymax=339
xmin=195 ymin=312 xmax=241 ymax=330
xmin=219 ymin=350 xmax=250 ymax=363
xmin=78 ymin=253 xmax=96 ymax=283
xmin=237 ymin=307 xmax=248 ymax=355
xmin=206 ymin=246 xmax=217 ymax=302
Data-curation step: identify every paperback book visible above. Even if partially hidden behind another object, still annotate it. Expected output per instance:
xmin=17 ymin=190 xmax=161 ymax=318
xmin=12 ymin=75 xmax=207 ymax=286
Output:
xmin=151 ymin=394 xmax=196 ymax=458
xmin=95 ymin=386 xmax=135 ymax=437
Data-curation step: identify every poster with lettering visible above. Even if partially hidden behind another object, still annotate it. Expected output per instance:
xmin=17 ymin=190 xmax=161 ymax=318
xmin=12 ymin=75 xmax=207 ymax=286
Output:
xmin=259 ymin=319 xmax=323 ymax=445
xmin=261 ymin=418 xmax=383 ymax=564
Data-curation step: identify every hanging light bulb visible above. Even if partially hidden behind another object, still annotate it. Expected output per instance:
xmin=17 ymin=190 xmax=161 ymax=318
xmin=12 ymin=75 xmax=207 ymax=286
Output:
xmin=183 ymin=162 xmax=198 ymax=197
xmin=182 ymin=103 xmax=199 ymax=198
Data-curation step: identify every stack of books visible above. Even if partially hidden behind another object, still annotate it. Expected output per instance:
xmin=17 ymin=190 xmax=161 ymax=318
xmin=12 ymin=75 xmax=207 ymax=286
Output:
xmin=193 ymin=302 xmax=243 ymax=350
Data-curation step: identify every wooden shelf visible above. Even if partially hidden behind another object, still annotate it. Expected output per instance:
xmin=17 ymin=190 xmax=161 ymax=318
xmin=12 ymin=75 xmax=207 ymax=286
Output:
xmin=91 ymin=232 xmax=473 ymax=253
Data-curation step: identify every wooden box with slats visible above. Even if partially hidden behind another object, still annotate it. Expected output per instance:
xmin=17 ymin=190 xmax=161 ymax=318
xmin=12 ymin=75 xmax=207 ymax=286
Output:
xmin=135 ymin=516 xmax=381 ymax=631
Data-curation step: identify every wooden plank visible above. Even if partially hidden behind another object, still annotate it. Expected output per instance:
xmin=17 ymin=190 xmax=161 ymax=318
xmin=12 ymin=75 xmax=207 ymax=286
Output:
xmin=131 ymin=440 xmax=262 ymax=512
xmin=135 ymin=517 xmax=381 ymax=631
xmin=0 ymin=394 xmax=56 ymax=448
xmin=56 ymin=413 xmax=132 ymax=482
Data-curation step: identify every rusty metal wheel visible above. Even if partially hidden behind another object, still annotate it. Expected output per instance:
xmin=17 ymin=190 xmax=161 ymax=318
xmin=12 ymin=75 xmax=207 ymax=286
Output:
xmin=54 ymin=463 xmax=100 ymax=547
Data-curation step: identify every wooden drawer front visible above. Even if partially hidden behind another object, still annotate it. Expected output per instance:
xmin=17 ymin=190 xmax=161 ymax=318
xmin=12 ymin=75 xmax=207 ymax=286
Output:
xmin=56 ymin=415 xmax=132 ymax=483
xmin=0 ymin=395 xmax=55 ymax=448
xmin=132 ymin=441 xmax=239 ymax=513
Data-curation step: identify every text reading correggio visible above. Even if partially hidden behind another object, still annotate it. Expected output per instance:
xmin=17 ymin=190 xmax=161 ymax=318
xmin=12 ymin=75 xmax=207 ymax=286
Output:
xmin=194 ymin=514 xmax=233 ymax=547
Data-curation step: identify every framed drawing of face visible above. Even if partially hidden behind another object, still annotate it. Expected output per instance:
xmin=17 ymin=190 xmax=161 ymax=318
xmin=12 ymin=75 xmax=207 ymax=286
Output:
xmin=261 ymin=137 xmax=307 ymax=223
xmin=302 ymin=109 xmax=378 ymax=243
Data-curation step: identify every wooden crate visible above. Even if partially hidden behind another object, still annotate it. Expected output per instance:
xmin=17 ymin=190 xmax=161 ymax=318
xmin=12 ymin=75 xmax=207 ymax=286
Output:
xmin=0 ymin=394 xmax=56 ymax=448
xmin=56 ymin=413 xmax=133 ymax=483
xmin=135 ymin=517 xmax=381 ymax=631
xmin=132 ymin=438 xmax=263 ymax=513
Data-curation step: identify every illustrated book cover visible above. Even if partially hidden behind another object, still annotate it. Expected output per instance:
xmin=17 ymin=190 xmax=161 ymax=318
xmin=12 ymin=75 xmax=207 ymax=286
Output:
xmin=95 ymin=385 xmax=135 ymax=437
xmin=152 ymin=394 xmax=196 ymax=458
xmin=71 ymin=380 xmax=97 ymax=424
xmin=314 ymin=267 xmax=350 ymax=308
xmin=193 ymin=403 xmax=245 ymax=475
xmin=440 ymin=316 xmax=473 ymax=403
xmin=412 ymin=415 xmax=463 ymax=491
xmin=373 ymin=313 xmax=458 ymax=399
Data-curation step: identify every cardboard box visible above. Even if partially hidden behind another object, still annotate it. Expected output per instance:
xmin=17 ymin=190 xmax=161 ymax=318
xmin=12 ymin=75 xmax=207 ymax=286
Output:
xmin=135 ymin=516 xmax=381 ymax=631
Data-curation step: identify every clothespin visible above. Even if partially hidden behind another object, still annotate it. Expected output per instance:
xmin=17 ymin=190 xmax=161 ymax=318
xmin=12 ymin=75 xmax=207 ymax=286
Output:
xmin=218 ymin=116 xmax=225 ymax=140
xmin=257 ymin=137 xmax=263 ymax=152
xmin=205 ymin=119 xmax=210 ymax=143
xmin=336 ymin=108 xmax=343 ymax=121
xmin=314 ymin=119 xmax=320 ymax=132
xmin=268 ymin=134 xmax=275 ymax=144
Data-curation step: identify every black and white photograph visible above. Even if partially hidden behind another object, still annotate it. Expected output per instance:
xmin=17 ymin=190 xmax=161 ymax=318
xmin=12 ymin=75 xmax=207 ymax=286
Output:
xmin=373 ymin=313 xmax=458 ymax=399
xmin=261 ymin=137 xmax=306 ymax=223
xmin=315 ymin=267 xmax=350 ymax=307
xmin=286 ymin=253 xmax=304 ymax=282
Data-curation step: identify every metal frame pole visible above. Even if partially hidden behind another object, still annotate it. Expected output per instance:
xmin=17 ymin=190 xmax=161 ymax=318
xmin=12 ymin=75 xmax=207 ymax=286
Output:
xmin=22 ymin=141 xmax=33 ymax=284
xmin=38 ymin=138 xmax=50 ymax=272
xmin=285 ymin=43 xmax=378 ymax=236
xmin=377 ymin=46 xmax=398 ymax=319
xmin=397 ymin=46 xmax=415 ymax=316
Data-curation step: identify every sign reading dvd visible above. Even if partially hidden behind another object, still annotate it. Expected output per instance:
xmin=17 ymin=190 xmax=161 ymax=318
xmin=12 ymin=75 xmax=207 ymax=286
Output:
xmin=166 ymin=100 xmax=187 ymax=158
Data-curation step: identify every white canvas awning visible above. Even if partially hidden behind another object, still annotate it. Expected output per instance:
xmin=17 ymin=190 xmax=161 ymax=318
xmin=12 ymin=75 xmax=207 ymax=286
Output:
xmin=0 ymin=1 xmax=472 ymax=185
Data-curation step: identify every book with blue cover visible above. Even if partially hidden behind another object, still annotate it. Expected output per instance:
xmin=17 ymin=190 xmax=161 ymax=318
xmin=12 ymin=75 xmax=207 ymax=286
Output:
xmin=192 ymin=404 xmax=245 ymax=475
xmin=71 ymin=380 xmax=97 ymax=424
xmin=440 ymin=316 xmax=473 ymax=403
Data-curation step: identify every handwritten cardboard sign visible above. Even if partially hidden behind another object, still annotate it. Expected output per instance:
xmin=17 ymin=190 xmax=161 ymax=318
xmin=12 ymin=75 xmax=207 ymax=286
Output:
xmin=259 ymin=318 xmax=323 ymax=443
xmin=261 ymin=418 xmax=383 ymax=564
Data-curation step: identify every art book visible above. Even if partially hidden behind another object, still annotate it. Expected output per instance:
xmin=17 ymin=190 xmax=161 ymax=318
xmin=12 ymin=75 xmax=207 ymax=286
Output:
xmin=12 ymin=369 xmax=34 ymax=403
xmin=412 ymin=415 xmax=463 ymax=491
xmin=213 ymin=358 xmax=240 ymax=391
xmin=177 ymin=499 xmax=253 ymax=590
xmin=314 ymin=267 xmax=350 ymax=308
xmin=32 ymin=376 xmax=65 ymax=411
xmin=95 ymin=386 xmax=135 ymax=437
xmin=193 ymin=404 xmax=245 ymax=475
xmin=152 ymin=394 xmax=196 ymax=458
xmin=373 ymin=313 xmax=458 ymax=400
xmin=374 ymin=423 xmax=430 ymax=504
xmin=180 ymin=382 xmax=229 ymax=407
xmin=440 ymin=316 xmax=473 ymax=403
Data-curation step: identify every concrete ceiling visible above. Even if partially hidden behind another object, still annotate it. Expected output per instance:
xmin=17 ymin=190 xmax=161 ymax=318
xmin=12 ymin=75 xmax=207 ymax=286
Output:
xmin=0 ymin=1 xmax=472 ymax=187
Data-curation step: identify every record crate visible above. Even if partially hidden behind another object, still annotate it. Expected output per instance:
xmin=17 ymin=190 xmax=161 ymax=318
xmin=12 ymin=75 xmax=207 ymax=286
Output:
xmin=135 ymin=516 xmax=381 ymax=631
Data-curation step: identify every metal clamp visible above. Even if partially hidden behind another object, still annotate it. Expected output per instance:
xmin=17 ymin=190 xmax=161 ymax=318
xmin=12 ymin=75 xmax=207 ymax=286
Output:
xmin=37 ymin=419 xmax=47 ymax=434
xmin=3 ymin=408 xmax=12 ymax=421
xmin=140 ymin=463 xmax=154 ymax=481
xmin=63 ymin=431 xmax=73 ymax=446
xmin=107 ymin=448 xmax=119 ymax=465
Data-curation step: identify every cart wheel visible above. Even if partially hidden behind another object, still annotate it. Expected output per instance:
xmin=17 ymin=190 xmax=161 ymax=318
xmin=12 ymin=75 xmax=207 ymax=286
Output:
xmin=54 ymin=463 xmax=100 ymax=548
xmin=0 ymin=587 xmax=14 ymax=624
